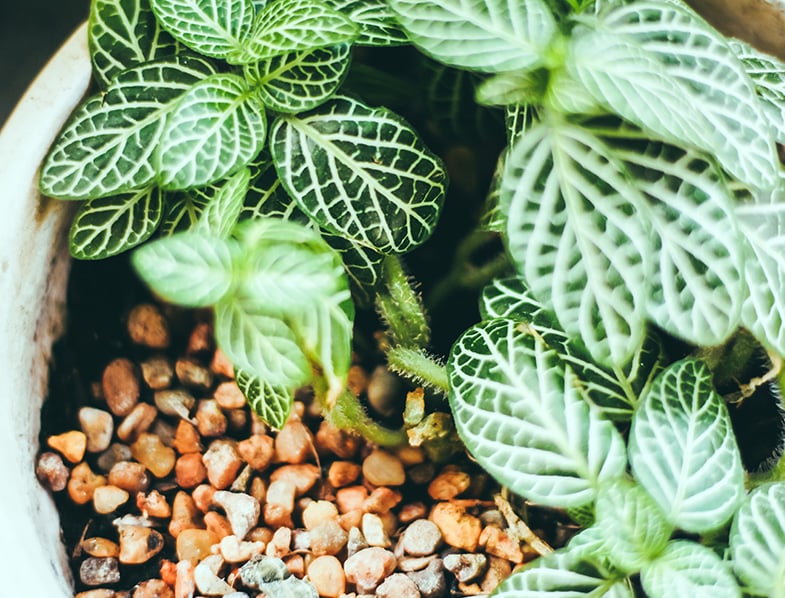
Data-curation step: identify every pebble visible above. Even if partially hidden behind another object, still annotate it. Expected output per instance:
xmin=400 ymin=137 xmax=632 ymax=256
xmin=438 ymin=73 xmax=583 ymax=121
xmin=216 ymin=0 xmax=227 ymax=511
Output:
xmin=213 ymin=491 xmax=260 ymax=540
xmin=133 ymin=579 xmax=174 ymax=598
xmin=194 ymin=555 xmax=232 ymax=595
xmin=362 ymin=450 xmax=405 ymax=487
xmin=140 ymin=356 xmax=175 ymax=390
xmin=430 ymin=503 xmax=482 ymax=552
xmin=192 ymin=484 xmax=216 ymax=513
xmin=36 ymin=451 xmax=69 ymax=491
xmin=169 ymin=491 xmax=201 ymax=538
xmin=347 ymin=526 xmax=368 ymax=557
xmin=97 ymin=443 xmax=133 ymax=473
xmin=93 ymin=485 xmax=130 ymax=514
xmin=309 ymin=519 xmax=348 ymax=556
xmin=264 ymin=479 xmax=296 ymax=528
xmin=68 ymin=462 xmax=107 ymax=505
xmin=136 ymin=489 xmax=171 ymax=518
xmin=102 ymin=358 xmax=141 ymax=416
xmin=401 ymin=519 xmax=443 ymax=557
xmin=176 ymin=529 xmax=219 ymax=562
xmin=214 ymin=381 xmax=247 ymax=410
xmin=173 ymin=420 xmax=202 ymax=454
xmin=399 ymin=503 xmax=428 ymax=524
xmin=186 ymin=321 xmax=213 ymax=354
xmin=274 ymin=420 xmax=314 ymax=464
xmin=335 ymin=486 xmax=368 ymax=514
xmin=127 ymin=303 xmax=170 ymax=348
xmin=195 ymin=399 xmax=227 ymax=438
xmin=47 ymin=430 xmax=87 ymax=463
xmin=202 ymin=440 xmax=243 ymax=489
xmin=82 ymin=537 xmax=120 ymax=558
xmin=302 ymin=500 xmax=339 ymax=530
xmin=407 ymin=558 xmax=447 ymax=598
xmin=118 ymin=525 xmax=164 ymax=564
xmin=367 ymin=366 xmax=404 ymax=418
xmin=327 ymin=461 xmax=361 ymax=488
xmin=343 ymin=547 xmax=397 ymax=593
xmin=219 ymin=535 xmax=265 ymax=563
xmin=265 ymin=527 xmax=292 ymax=559
xmin=131 ymin=433 xmax=176 ymax=478
xmin=308 ymin=555 xmax=345 ymax=598
xmin=269 ymin=463 xmax=321 ymax=496
xmin=237 ymin=434 xmax=275 ymax=471
xmin=176 ymin=358 xmax=213 ymax=391
xmin=362 ymin=487 xmax=402 ymax=514
xmin=79 ymin=407 xmax=114 ymax=453
xmin=117 ymin=403 xmax=158 ymax=443
xmin=175 ymin=559 xmax=196 ymax=598
xmin=210 ymin=348 xmax=234 ymax=378
xmin=376 ymin=573 xmax=422 ymax=598
xmin=175 ymin=453 xmax=207 ymax=489
xmin=398 ymin=556 xmax=436 ymax=572
xmin=75 ymin=590 xmax=116 ymax=598
xmin=155 ymin=389 xmax=196 ymax=420
xmin=79 ymin=557 xmax=120 ymax=586
xmin=361 ymin=513 xmax=391 ymax=548
xmin=204 ymin=511 xmax=234 ymax=539
xmin=108 ymin=461 xmax=150 ymax=494
xmin=479 ymin=526 xmax=524 ymax=563
xmin=314 ymin=421 xmax=360 ymax=459
xmin=443 ymin=553 xmax=487 ymax=583
xmin=428 ymin=468 xmax=471 ymax=500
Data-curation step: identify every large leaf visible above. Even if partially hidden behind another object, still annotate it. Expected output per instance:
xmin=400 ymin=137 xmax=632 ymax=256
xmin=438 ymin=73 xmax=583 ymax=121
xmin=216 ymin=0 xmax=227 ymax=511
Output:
xmin=323 ymin=0 xmax=407 ymax=46
xmin=447 ymin=318 xmax=627 ymax=508
xmin=40 ymin=55 xmax=215 ymax=199
xmin=89 ymin=0 xmax=181 ymax=87
xmin=194 ymin=168 xmax=250 ymax=238
xmin=241 ymin=158 xmax=308 ymax=223
xmin=737 ymin=201 xmax=785 ymax=356
xmin=599 ymin=1 xmax=778 ymax=190
xmin=70 ymin=186 xmax=163 ymax=260
xmin=232 ymin=0 xmax=358 ymax=64
xmin=150 ymin=0 xmax=254 ymax=59
xmin=503 ymin=120 xmax=651 ymax=367
xmin=214 ymin=297 xmax=311 ymax=388
xmin=156 ymin=73 xmax=267 ymax=189
xmin=236 ymin=368 xmax=293 ymax=430
xmin=270 ymin=96 xmax=447 ymax=255
xmin=628 ymin=358 xmax=745 ymax=533
xmin=243 ymin=44 xmax=351 ymax=113
xmin=640 ymin=541 xmax=741 ymax=598
xmin=132 ymin=231 xmax=237 ymax=306
xmin=323 ymin=233 xmax=385 ymax=307
xmin=388 ymin=0 xmax=556 ymax=73
xmin=730 ymin=482 xmax=785 ymax=596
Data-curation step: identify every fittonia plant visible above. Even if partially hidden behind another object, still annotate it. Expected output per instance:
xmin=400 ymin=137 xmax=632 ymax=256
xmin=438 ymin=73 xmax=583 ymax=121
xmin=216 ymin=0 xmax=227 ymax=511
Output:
xmin=38 ymin=0 xmax=785 ymax=593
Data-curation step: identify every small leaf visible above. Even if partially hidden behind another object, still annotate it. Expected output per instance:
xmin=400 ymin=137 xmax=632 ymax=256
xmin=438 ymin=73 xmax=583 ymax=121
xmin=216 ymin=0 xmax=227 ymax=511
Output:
xmin=236 ymin=368 xmax=293 ymax=429
xmin=156 ymin=73 xmax=267 ymax=189
xmin=195 ymin=168 xmax=250 ymax=238
xmin=88 ymin=0 xmax=181 ymax=87
xmin=70 ymin=186 xmax=163 ymax=260
xmin=595 ymin=478 xmax=672 ymax=574
xmin=628 ymin=358 xmax=745 ymax=534
xmin=150 ymin=0 xmax=254 ymax=59
xmin=475 ymin=70 xmax=547 ymax=107
xmin=640 ymin=540 xmax=741 ymax=598
xmin=270 ymin=96 xmax=447 ymax=255
xmin=244 ymin=44 xmax=351 ymax=113
xmin=388 ymin=0 xmax=557 ymax=73
xmin=214 ymin=296 xmax=311 ymax=388
xmin=40 ymin=55 xmax=215 ymax=199
xmin=323 ymin=0 xmax=407 ymax=46
xmin=132 ymin=232 xmax=237 ymax=306
xmin=730 ymin=482 xmax=785 ymax=596
xmin=233 ymin=0 xmax=358 ymax=63
xmin=162 ymin=189 xmax=211 ymax=235
xmin=448 ymin=318 xmax=627 ymax=508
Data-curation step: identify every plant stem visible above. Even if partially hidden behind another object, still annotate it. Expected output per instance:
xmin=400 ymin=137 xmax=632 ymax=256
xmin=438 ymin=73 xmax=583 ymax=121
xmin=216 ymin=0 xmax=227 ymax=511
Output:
xmin=326 ymin=388 xmax=408 ymax=447
xmin=387 ymin=345 xmax=450 ymax=396
xmin=377 ymin=255 xmax=430 ymax=348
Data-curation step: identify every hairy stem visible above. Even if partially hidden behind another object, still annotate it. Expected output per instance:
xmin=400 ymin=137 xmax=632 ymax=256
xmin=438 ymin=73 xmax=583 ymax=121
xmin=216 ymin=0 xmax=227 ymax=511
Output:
xmin=327 ymin=388 xmax=409 ymax=447
xmin=376 ymin=255 xmax=430 ymax=348
xmin=387 ymin=345 xmax=450 ymax=396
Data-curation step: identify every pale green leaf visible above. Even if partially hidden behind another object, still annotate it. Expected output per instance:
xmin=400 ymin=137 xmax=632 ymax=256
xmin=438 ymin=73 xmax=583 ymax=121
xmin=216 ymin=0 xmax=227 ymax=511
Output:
xmin=131 ymin=232 xmax=236 ymax=306
xmin=475 ymin=70 xmax=547 ymax=107
xmin=243 ymin=44 xmax=351 ymax=113
xmin=162 ymin=189 xmax=210 ymax=235
xmin=323 ymin=233 xmax=384 ymax=307
xmin=730 ymin=482 xmax=785 ymax=596
xmin=40 ymin=55 xmax=215 ymax=199
xmin=70 ymin=186 xmax=163 ymax=260
xmin=236 ymin=368 xmax=293 ymax=430
xmin=323 ymin=0 xmax=407 ymax=46
xmin=270 ymin=96 xmax=447 ymax=255
xmin=195 ymin=168 xmax=250 ymax=238
xmin=156 ymin=73 xmax=267 ymax=189
xmin=150 ymin=0 xmax=254 ymax=59
xmin=214 ymin=296 xmax=311 ymax=388
xmin=232 ymin=0 xmax=358 ymax=64
xmin=595 ymin=478 xmax=672 ymax=574
xmin=89 ymin=0 xmax=181 ymax=87
xmin=640 ymin=541 xmax=741 ymax=598
xmin=600 ymin=1 xmax=778 ymax=190
xmin=388 ymin=0 xmax=557 ymax=73
xmin=628 ymin=358 xmax=745 ymax=533
xmin=447 ymin=318 xmax=627 ymax=508
xmin=503 ymin=120 xmax=650 ymax=367
xmin=737 ymin=201 xmax=785 ymax=356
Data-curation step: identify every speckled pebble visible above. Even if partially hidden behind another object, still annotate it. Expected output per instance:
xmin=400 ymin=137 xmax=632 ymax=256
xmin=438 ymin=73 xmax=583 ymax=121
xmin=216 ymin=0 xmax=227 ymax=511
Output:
xmin=102 ymin=358 xmax=141 ymax=416
xmin=36 ymin=451 xmax=69 ymax=492
xmin=79 ymin=557 xmax=120 ymax=586
xmin=202 ymin=440 xmax=242 ymax=489
xmin=443 ymin=553 xmax=487 ymax=583
xmin=213 ymin=490 xmax=260 ymax=540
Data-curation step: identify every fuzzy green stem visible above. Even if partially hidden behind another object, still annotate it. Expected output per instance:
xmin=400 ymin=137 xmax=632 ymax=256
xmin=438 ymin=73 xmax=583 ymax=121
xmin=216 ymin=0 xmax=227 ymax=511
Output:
xmin=377 ymin=256 xmax=430 ymax=348
xmin=387 ymin=345 xmax=450 ymax=396
xmin=327 ymin=388 xmax=408 ymax=447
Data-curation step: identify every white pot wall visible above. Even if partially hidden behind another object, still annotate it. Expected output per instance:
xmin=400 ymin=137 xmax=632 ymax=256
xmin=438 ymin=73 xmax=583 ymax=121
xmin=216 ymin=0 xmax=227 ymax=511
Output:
xmin=0 ymin=23 xmax=91 ymax=597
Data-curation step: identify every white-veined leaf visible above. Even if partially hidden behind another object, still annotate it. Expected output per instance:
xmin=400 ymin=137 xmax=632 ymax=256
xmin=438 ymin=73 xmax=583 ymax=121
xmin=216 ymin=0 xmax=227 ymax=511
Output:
xmin=214 ymin=296 xmax=311 ymax=388
xmin=503 ymin=120 xmax=651 ymax=367
xmin=241 ymin=158 xmax=309 ymax=223
xmin=40 ymin=55 xmax=216 ymax=199
xmin=70 ymin=186 xmax=163 ymax=259
xmin=89 ymin=0 xmax=181 ymax=87
xmin=323 ymin=0 xmax=407 ymax=46
xmin=388 ymin=0 xmax=556 ymax=73
xmin=195 ymin=167 xmax=250 ymax=238
xmin=236 ymin=367 xmax=293 ymax=430
xmin=447 ymin=318 xmax=627 ymax=508
xmin=730 ymin=482 xmax=785 ymax=596
xmin=156 ymin=73 xmax=267 ymax=190
xmin=162 ymin=188 xmax=210 ymax=235
xmin=150 ymin=0 xmax=254 ymax=59
xmin=232 ymin=0 xmax=358 ymax=64
xmin=131 ymin=231 xmax=237 ymax=306
xmin=737 ymin=201 xmax=785 ymax=356
xmin=599 ymin=1 xmax=778 ymax=190
xmin=640 ymin=541 xmax=741 ymax=598
xmin=244 ymin=44 xmax=351 ymax=113
xmin=628 ymin=358 xmax=745 ymax=533
xmin=323 ymin=233 xmax=384 ymax=307
xmin=595 ymin=478 xmax=672 ymax=574
xmin=270 ymin=96 xmax=446 ymax=255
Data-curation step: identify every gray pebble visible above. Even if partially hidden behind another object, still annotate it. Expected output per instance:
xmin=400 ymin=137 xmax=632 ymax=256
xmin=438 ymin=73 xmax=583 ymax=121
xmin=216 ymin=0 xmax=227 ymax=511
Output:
xmin=407 ymin=558 xmax=447 ymax=598
xmin=79 ymin=557 xmax=120 ymax=586
xmin=443 ymin=553 xmax=487 ymax=583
